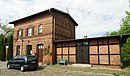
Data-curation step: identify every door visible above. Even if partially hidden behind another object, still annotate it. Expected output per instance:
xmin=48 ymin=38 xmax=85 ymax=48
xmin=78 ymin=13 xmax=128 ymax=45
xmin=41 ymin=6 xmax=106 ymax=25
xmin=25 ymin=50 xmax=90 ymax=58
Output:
xmin=16 ymin=46 xmax=20 ymax=56
xmin=37 ymin=44 xmax=43 ymax=62
xmin=26 ymin=45 xmax=32 ymax=55
xmin=76 ymin=46 xmax=89 ymax=64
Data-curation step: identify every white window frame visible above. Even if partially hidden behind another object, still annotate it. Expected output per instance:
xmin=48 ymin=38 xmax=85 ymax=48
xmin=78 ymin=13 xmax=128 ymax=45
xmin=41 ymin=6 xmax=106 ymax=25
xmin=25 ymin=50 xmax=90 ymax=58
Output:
xmin=38 ymin=24 xmax=43 ymax=34
xmin=18 ymin=29 xmax=22 ymax=37
xmin=28 ymin=27 xmax=32 ymax=36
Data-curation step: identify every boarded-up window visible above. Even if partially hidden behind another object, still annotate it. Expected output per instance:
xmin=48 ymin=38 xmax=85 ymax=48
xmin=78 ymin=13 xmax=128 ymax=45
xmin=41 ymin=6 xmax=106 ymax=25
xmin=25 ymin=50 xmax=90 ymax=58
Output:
xmin=100 ymin=55 xmax=108 ymax=64
xmin=57 ymin=43 xmax=62 ymax=47
xmin=99 ymin=45 xmax=108 ymax=54
xmin=109 ymin=45 xmax=120 ymax=54
xmin=63 ymin=47 xmax=68 ymax=54
xmin=99 ymin=39 xmax=108 ymax=45
xmin=109 ymin=38 xmax=119 ymax=44
xmin=63 ymin=55 xmax=68 ymax=62
xmin=57 ymin=48 xmax=62 ymax=54
xmin=89 ymin=40 xmax=97 ymax=45
xmin=69 ymin=42 xmax=76 ymax=46
xmin=69 ymin=55 xmax=76 ymax=63
xmin=63 ymin=42 xmax=68 ymax=47
xmin=69 ymin=47 xmax=76 ymax=54
xmin=89 ymin=46 xmax=98 ymax=54
xmin=90 ymin=55 xmax=98 ymax=64
xmin=57 ymin=55 xmax=61 ymax=61
xmin=110 ymin=55 xmax=120 ymax=65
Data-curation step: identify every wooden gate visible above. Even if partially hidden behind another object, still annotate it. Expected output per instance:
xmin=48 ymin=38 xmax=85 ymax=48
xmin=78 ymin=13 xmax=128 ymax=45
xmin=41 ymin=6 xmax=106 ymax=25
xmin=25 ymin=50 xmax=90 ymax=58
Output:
xmin=76 ymin=46 xmax=89 ymax=64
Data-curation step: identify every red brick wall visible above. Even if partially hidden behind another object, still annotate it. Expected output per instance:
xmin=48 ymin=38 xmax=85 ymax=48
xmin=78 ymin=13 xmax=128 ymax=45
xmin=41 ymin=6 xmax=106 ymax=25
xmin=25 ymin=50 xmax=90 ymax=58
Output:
xmin=54 ymin=12 xmax=75 ymax=40
xmin=13 ymin=11 xmax=76 ymax=64
xmin=13 ymin=14 xmax=53 ymax=64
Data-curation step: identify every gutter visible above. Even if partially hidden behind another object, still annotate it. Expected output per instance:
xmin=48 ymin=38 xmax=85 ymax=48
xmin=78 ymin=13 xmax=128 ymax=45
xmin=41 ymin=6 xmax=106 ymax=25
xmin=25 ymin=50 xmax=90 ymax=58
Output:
xmin=49 ymin=9 xmax=56 ymax=41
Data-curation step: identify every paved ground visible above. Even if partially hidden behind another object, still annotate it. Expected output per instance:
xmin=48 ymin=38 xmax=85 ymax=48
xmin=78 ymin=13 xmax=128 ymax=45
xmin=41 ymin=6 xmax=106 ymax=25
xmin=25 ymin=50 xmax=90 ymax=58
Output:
xmin=0 ymin=61 xmax=127 ymax=76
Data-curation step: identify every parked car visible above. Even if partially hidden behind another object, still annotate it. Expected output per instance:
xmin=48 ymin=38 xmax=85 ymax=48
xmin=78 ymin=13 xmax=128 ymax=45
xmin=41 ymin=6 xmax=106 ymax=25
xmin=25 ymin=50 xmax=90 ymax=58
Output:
xmin=7 ymin=55 xmax=38 ymax=72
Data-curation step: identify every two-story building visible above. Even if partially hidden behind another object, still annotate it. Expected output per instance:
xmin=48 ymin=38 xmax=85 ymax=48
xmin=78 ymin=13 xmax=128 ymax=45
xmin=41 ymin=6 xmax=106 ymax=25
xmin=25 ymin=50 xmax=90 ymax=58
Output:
xmin=10 ymin=8 xmax=78 ymax=64
xmin=10 ymin=8 xmax=126 ymax=68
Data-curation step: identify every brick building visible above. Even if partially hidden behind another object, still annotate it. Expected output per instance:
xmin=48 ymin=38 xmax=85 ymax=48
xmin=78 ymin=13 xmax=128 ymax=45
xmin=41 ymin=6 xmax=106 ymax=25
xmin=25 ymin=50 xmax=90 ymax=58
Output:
xmin=10 ymin=8 xmax=78 ymax=64
xmin=10 ymin=8 xmax=126 ymax=68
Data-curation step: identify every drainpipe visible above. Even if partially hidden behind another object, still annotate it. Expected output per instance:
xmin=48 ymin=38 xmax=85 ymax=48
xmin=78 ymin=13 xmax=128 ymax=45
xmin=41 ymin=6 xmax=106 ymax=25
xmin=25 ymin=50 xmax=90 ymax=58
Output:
xmin=120 ymin=35 xmax=122 ymax=66
xmin=49 ymin=9 xmax=56 ymax=64
xmin=49 ymin=9 xmax=56 ymax=41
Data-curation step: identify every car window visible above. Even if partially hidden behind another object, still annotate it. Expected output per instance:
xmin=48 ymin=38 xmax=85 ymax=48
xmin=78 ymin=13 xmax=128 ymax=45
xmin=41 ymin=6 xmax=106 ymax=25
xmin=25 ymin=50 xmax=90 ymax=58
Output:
xmin=14 ymin=56 xmax=19 ymax=59
xmin=23 ymin=56 xmax=27 ymax=62
xmin=27 ymin=56 xmax=36 ymax=61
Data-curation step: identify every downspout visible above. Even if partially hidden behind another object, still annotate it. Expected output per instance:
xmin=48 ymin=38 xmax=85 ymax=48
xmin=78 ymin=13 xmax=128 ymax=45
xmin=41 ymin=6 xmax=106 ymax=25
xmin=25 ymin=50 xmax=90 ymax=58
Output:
xmin=49 ymin=9 xmax=56 ymax=64
xmin=49 ymin=9 xmax=56 ymax=41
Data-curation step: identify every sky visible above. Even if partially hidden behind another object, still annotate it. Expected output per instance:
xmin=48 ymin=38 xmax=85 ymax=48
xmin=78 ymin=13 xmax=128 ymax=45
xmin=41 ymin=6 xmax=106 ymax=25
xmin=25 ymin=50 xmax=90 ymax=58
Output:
xmin=0 ymin=0 xmax=130 ymax=39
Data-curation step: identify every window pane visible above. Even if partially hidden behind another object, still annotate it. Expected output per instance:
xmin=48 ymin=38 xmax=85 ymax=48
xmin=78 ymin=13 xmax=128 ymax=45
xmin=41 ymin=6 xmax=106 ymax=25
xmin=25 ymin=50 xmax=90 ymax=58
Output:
xmin=38 ymin=25 xmax=43 ymax=34
xmin=28 ymin=28 xmax=32 ymax=36
xmin=18 ymin=30 xmax=21 ymax=37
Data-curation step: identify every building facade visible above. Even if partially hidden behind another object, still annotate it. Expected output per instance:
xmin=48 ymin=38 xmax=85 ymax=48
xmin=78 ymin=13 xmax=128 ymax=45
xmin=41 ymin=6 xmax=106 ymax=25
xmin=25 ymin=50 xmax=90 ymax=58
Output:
xmin=10 ymin=8 xmax=124 ymax=68
xmin=53 ymin=36 xmax=121 ymax=68
xmin=10 ymin=8 xmax=77 ymax=64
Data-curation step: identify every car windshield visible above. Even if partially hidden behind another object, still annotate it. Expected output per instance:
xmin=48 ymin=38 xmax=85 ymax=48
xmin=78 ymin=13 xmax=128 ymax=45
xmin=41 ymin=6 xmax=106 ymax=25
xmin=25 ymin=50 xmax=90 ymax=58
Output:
xmin=27 ymin=56 xmax=36 ymax=61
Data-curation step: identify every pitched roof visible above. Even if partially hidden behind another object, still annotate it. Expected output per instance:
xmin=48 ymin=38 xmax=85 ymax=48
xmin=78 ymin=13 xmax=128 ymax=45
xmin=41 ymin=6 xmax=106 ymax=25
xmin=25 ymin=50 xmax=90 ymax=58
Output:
xmin=9 ymin=8 xmax=78 ymax=26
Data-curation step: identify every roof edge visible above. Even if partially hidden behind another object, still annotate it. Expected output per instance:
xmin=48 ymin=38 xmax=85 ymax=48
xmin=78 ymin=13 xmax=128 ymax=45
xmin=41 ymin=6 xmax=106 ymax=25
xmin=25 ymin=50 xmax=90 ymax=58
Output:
xmin=9 ymin=8 xmax=78 ymax=26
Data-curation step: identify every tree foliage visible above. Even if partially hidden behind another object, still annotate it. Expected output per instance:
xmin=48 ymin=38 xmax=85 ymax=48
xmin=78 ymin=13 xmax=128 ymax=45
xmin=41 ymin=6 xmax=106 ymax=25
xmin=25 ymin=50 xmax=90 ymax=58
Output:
xmin=0 ymin=34 xmax=5 ymax=61
xmin=6 ymin=34 xmax=13 ymax=61
xmin=0 ymin=22 xmax=13 ymax=61
xmin=105 ymin=11 xmax=130 ymax=66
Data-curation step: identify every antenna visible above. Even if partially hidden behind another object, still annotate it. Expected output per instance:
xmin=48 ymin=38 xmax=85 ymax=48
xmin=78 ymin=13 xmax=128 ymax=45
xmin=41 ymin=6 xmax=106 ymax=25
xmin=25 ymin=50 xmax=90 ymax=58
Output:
xmin=66 ymin=7 xmax=69 ymax=14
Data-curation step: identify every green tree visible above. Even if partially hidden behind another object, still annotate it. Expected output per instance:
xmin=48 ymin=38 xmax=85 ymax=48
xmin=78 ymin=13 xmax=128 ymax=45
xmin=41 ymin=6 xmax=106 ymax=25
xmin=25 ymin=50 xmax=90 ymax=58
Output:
xmin=0 ymin=22 xmax=13 ymax=61
xmin=0 ymin=34 xmax=5 ymax=61
xmin=105 ymin=11 xmax=130 ymax=66
xmin=121 ymin=37 xmax=130 ymax=66
xmin=6 ymin=34 xmax=13 ymax=61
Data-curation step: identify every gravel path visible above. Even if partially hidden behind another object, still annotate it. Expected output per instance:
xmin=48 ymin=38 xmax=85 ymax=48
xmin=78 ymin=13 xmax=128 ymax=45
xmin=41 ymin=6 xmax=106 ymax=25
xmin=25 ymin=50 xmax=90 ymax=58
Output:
xmin=0 ymin=61 xmax=116 ymax=76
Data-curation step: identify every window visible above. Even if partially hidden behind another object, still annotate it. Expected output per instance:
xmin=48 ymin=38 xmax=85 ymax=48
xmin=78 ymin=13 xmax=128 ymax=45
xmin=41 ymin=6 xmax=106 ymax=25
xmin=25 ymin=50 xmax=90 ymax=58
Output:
xmin=83 ymin=42 xmax=88 ymax=45
xmin=38 ymin=24 xmax=43 ymax=34
xmin=28 ymin=27 xmax=32 ymax=36
xmin=17 ymin=29 xmax=22 ymax=37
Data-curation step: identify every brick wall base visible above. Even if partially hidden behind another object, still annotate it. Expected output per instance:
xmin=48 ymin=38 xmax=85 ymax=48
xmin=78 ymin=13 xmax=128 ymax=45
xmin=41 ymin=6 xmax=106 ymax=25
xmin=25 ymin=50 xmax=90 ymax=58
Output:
xmin=92 ymin=65 xmax=121 ymax=69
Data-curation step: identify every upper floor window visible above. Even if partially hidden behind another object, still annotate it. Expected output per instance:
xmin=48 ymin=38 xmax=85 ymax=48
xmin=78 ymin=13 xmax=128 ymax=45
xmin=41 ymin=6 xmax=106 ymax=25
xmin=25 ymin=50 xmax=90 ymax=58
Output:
xmin=17 ymin=29 xmax=23 ymax=37
xmin=38 ymin=24 xmax=43 ymax=34
xmin=28 ymin=27 xmax=32 ymax=36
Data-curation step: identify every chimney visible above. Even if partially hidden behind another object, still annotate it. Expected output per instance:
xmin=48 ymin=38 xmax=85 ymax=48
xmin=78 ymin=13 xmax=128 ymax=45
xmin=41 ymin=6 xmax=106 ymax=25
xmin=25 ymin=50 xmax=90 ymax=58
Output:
xmin=84 ymin=35 xmax=87 ymax=38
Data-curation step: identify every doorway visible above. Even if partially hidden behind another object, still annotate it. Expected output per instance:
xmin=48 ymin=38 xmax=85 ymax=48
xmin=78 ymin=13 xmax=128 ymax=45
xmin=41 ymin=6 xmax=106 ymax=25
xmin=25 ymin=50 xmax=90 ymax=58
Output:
xmin=26 ymin=45 xmax=32 ymax=55
xmin=76 ymin=42 xmax=89 ymax=64
xmin=16 ymin=46 xmax=20 ymax=56
xmin=37 ymin=44 xmax=43 ymax=62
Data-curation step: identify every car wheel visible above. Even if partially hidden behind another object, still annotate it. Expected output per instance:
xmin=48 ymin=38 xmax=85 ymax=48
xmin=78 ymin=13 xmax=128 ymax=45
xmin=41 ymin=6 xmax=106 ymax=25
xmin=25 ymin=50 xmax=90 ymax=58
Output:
xmin=7 ymin=64 xmax=11 ymax=69
xmin=20 ymin=66 xmax=25 ymax=72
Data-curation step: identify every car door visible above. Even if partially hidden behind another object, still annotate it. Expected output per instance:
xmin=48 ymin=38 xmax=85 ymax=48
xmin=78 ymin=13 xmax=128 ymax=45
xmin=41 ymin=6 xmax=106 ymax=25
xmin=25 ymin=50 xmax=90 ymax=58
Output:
xmin=15 ymin=56 xmax=24 ymax=68
xmin=9 ymin=56 xmax=19 ymax=68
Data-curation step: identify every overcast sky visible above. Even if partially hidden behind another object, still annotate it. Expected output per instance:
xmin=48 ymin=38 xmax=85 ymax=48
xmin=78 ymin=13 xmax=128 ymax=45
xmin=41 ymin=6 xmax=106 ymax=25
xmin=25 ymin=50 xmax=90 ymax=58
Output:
xmin=0 ymin=0 xmax=129 ymax=38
